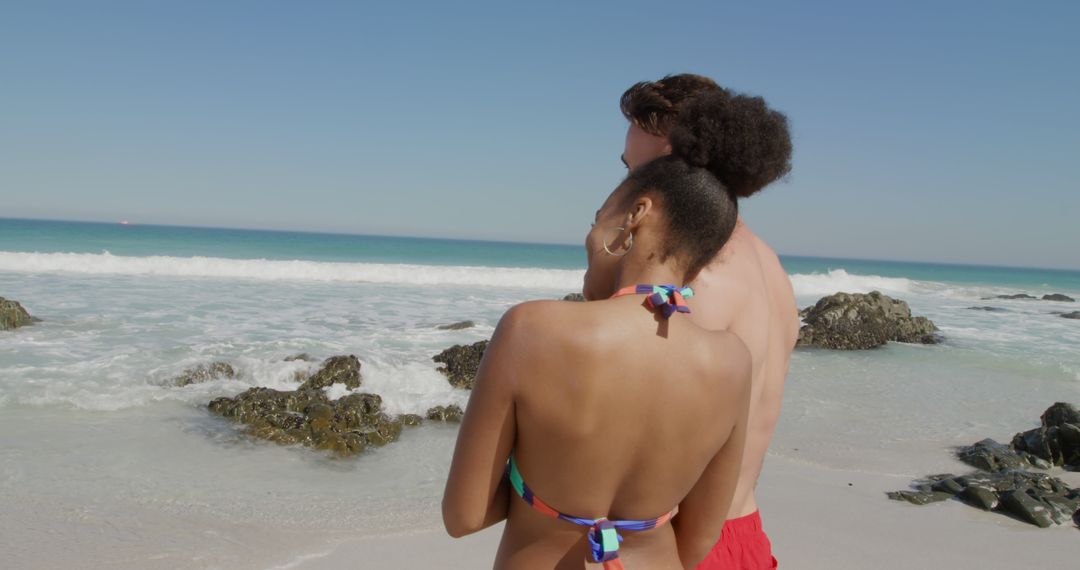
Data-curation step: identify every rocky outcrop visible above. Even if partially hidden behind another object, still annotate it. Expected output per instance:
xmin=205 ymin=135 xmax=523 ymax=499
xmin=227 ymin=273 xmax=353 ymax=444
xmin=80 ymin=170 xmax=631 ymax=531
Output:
xmin=796 ymin=291 xmax=940 ymax=350
xmin=434 ymin=340 xmax=488 ymax=389
xmin=0 ymin=297 xmax=38 ymax=330
xmin=171 ymin=362 xmax=237 ymax=386
xmin=890 ymin=470 xmax=1080 ymax=528
xmin=981 ymin=293 xmax=1075 ymax=302
xmin=562 ymin=293 xmax=586 ymax=302
xmin=437 ymin=320 xmax=475 ymax=330
xmin=283 ymin=353 xmax=315 ymax=362
xmin=889 ymin=403 xmax=1080 ymax=528
xmin=296 ymin=355 xmax=361 ymax=391
xmin=1011 ymin=402 xmax=1080 ymax=469
xmin=208 ymin=388 xmax=402 ymax=456
xmin=1060 ymin=312 xmax=1080 ymax=320
xmin=426 ymin=404 xmax=464 ymax=422
xmin=966 ymin=306 xmax=1006 ymax=312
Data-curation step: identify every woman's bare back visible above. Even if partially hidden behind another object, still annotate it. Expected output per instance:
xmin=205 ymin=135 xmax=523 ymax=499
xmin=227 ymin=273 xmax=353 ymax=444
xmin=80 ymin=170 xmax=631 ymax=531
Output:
xmin=494 ymin=297 xmax=751 ymax=568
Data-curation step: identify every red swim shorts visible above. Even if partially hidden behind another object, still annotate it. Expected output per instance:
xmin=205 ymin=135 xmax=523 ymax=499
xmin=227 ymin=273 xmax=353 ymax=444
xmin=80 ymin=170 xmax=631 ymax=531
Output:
xmin=696 ymin=510 xmax=778 ymax=569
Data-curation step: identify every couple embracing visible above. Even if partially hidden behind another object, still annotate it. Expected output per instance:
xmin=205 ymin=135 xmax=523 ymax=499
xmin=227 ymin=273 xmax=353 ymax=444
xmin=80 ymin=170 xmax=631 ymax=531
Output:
xmin=443 ymin=74 xmax=797 ymax=569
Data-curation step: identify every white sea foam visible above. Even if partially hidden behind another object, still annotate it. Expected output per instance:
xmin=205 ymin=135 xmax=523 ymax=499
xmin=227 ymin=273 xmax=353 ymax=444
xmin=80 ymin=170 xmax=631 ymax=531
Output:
xmin=789 ymin=269 xmax=913 ymax=297
xmin=0 ymin=251 xmax=584 ymax=290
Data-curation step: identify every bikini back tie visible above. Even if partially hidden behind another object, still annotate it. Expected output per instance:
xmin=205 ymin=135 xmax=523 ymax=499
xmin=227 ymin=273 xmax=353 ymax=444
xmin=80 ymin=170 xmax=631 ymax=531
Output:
xmin=507 ymin=454 xmax=677 ymax=570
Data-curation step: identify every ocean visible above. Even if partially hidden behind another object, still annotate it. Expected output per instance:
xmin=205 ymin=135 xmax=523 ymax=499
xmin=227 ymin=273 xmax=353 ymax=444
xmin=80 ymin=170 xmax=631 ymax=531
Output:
xmin=2 ymin=218 xmax=1079 ymax=567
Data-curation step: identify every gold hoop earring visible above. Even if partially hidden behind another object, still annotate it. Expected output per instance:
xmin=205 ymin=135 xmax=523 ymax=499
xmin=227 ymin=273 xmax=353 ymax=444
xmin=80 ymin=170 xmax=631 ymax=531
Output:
xmin=603 ymin=227 xmax=634 ymax=256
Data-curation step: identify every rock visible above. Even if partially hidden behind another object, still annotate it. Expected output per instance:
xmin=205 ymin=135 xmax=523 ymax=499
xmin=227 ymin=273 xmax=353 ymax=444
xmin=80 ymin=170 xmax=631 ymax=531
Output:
xmin=433 ymin=340 xmax=488 ymax=389
xmin=208 ymin=386 xmax=401 ymax=457
xmin=987 ymin=294 xmax=1037 ymax=300
xmin=0 ymin=297 xmax=37 ymax=330
xmin=1042 ymin=294 xmax=1075 ymax=302
xmin=426 ymin=405 xmax=464 ymax=422
xmin=1000 ymin=488 xmax=1055 ymax=528
xmin=298 ymin=355 xmax=361 ymax=391
xmin=892 ymin=468 xmax=1080 ymax=528
xmin=1042 ymin=402 xmax=1080 ymax=428
xmin=562 ymin=293 xmax=586 ymax=302
xmin=966 ymin=306 xmax=1006 ymax=312
xmin=398 ymin=414 xmax=423 ymax=427
xmin=1011 ymin=403 xmax=1080 ymax=469
xmin=284 ymin=353 xmax=315 ymax=362
xmin=929 ymin=476 xmax=965 ymax=495
xmin=437 ymin=320 xmax=475 ymax=331
xmin=959 ymin=485 xmax=999 ymax=510
xmin=796 ymin=291 xmax=940 ymax=350
xmin=957 ymin=439 xmax=1028 ymax=472
xmin=1061 ymin=312 xmax=1080 ymax=320
xmin=886 ymin=490 xmax=953 ymax=505
xmin=171 ymin=362 xmax=237 ymax=386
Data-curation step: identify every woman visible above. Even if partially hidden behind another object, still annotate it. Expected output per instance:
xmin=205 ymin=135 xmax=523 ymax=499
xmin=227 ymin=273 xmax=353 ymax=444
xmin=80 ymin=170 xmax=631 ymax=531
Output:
xmin=443 ymin=92 xmax=782 ymax=569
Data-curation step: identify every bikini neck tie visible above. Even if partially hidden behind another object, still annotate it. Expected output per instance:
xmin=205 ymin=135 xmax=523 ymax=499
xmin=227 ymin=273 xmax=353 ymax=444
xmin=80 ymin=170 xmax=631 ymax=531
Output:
xmin=611 ymin=284 xmax=694 ymax=318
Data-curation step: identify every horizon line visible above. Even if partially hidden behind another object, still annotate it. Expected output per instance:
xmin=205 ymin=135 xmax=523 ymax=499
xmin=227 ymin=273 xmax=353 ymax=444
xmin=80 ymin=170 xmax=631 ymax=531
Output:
xmin=2 ymin=216 xmax=1078 ymax=274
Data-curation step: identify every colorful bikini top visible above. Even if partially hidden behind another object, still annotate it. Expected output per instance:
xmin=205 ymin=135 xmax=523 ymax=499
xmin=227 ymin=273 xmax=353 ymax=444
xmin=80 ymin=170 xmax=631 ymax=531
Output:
xmin=611 ymin=284 xmax=694 ymax=318
xmin=508 ymin=454 xmax=678 ymax=570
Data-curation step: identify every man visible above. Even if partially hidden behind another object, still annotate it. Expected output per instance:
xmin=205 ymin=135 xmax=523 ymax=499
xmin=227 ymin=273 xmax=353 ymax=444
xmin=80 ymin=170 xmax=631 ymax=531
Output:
xmin=620 ymin=74 xmax=799 ymax=569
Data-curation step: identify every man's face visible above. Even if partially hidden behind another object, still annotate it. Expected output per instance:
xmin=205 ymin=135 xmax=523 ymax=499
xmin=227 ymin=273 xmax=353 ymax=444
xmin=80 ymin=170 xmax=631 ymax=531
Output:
xmin=621 ymin=122 xmax=671 ymax=171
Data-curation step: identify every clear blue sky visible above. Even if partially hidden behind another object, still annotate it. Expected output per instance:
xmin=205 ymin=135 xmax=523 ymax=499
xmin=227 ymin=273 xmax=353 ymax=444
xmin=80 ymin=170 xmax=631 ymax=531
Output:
xmin=2 ymin=1 xmax=1077 ymax=269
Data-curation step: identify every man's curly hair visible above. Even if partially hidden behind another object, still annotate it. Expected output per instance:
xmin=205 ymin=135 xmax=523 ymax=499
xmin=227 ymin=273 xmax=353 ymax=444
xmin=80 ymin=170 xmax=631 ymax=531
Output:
xmin=622 ymin=74 xmax=792 ymax=198
xmin=620 ymin=74 xmax=722 ymax=137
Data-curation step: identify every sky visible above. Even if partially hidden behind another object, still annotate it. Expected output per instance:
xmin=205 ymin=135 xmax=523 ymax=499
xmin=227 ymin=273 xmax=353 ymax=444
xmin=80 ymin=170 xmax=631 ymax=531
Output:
xmin=1 ymin=1 xmax=1078 ymax=269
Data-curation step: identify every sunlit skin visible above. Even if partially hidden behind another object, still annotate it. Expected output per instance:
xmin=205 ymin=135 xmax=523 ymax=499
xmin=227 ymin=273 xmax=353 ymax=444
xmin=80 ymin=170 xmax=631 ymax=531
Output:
xmin=442 ymin=182 xmax=753 ymax=569
xmin=623 ymin=124 xmax=800 ymax=523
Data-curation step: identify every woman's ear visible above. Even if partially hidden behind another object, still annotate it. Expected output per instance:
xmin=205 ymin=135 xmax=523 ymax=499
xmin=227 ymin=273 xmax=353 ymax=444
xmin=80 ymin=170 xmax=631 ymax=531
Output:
xmin=626 ymin=196 xmax=654 ymax=230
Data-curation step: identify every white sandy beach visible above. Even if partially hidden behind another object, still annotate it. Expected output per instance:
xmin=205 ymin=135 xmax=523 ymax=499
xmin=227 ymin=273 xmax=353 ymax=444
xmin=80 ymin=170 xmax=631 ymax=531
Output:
xmin=284 ymin=455 xmax=1080 ymax=570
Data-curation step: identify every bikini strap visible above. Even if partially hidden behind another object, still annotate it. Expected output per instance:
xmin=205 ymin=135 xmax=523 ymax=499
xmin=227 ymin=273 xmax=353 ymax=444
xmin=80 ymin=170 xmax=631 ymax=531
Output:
xmin=611 ymin=284 xmax=694 ymax=318
xmin=506 ymin=455 xmax=678 ymax=569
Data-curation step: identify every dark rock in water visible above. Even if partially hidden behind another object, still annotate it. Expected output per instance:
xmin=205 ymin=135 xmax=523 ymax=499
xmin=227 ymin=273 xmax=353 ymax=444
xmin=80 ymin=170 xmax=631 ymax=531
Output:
xmin=208 ymin=387 xmax=401 ymax=457
xmin=562 ymin=293 xmax=586 ymax=302
xmin=434 ymin=340 xmax=488 ymax=389
xmin=171 ymin=362 xmax=237 ymax=387
xmin=426 ymin=405 xmax=464 ymax=422
xmin=986 ymin=294 xmax=1037 ymax=300
xmin=1061 ymin=311 xmax=1080 ymax=320
xmin=284 ymin=353 xmax=315 ymax=362
xmin=886 ymin=490 xmax=952 ymax=505
xmin=1011 ymin=403 xmax=1080 ymax=469
xmin=1042 ymin=402 xmax=1080 ymax=428
xmin=1042 ymin=294 xmax=1075 ymax=302
xmin=437 ymin=320 xmax=475 ymax=331
xmin=298 ymin=355 xmax=361 ymax=391
xmin=966 ymin=306 xmax=1006 ymax=312
xmin=796 ymin=291 xmax=940 ymax=350
xmin=0 ymin=297 xmax=37 ymax=330
xmin=398 ymin=414 xmax=423 ymax=427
